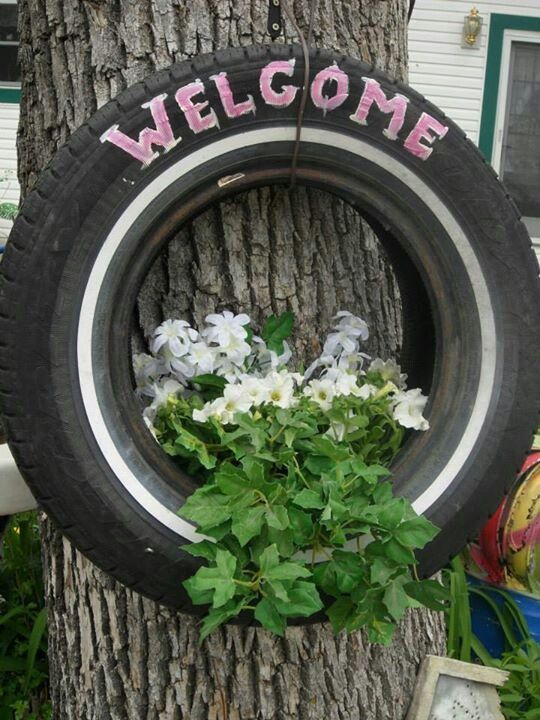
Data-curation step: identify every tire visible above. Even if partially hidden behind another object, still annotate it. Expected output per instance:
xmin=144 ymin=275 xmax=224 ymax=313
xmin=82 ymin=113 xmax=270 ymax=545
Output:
xmin=1 ymin=44 xmax=538 ymax=612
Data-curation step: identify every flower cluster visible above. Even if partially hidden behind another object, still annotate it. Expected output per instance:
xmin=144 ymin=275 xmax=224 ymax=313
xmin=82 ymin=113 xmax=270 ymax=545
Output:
xmin=137 ymin=310 xmax=444 ymax=641
xmin=135 ymin=309 xmax=430 ymax=435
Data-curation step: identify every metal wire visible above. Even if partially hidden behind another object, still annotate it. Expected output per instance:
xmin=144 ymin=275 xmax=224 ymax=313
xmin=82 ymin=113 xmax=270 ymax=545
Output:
xmin=280 ymin=0 xmax=319 ymax=186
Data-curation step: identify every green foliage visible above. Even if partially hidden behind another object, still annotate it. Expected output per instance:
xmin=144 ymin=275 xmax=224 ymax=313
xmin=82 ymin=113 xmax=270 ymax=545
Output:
xmin=445 ymin=556 xmax=540 ymax=719
xmin=0 ymin=203 xmax=17 ymax=222
xmin=154 ymin=386 xmax=445 ymax=642
xmin=0 ymin=514 xmax=50 ymax=720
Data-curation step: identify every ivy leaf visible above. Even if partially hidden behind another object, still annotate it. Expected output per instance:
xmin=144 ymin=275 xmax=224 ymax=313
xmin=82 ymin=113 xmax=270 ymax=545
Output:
xmin=174 ymin=426 xmax=217 ymax=469
xmin=403 ymin=579 xmax=449 ymax=611
xmin=380 ymin=538 xmax=417 ymax=566
xmin=185 ymin=549 xmax=237 ymax=608
xmin=199 ymin=598 xmax=248 ymax=642
xmin=367 ymin=620 xmax=396 ymax=646
xmin=288 ymin=506 xmax=314 ymax=544
xmin=266 ymin=562 xmax=311 ymax=582
xmin=182 ymin=540 xmax=218 ymax=562
xmin=180 ymin=492 xmax=233 ymax=529
xmin=266 ymin=506 xmax=289 ymax=530
xmin=293 ymin=489 xmax=325 ymax=510
xmin=327 ymin=596 xmax=355 ymax=633
xmin=394 ymin=517 xmax=439 ymax=549
xmin=377 ymin=498 xmax=407 ymax=530
xmin=258 ymin=544 xmax=280 ymax=574
xmin=215 ymin=464 xmax=251 ymax=495
xmin=261 ymin=311 xmax=294 ymax=354
xmin=231 ymin=507 xmax=266 ymax=547
xmin=191 ymin=374 xmax=227 ymax=390
xmin=274 ymin=581 xmax=323 ymax=617
xmin=370 ymin=557 xmax=397 ymax=585
xmin=383 ymin=581 xmax=410 ymax=621
xmin=255 ymin=597 xmax=287 ymax=635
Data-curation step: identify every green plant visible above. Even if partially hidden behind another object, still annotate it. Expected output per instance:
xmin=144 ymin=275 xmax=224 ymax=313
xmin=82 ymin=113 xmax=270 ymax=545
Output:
xmin=0 ymin=513 xmax=50 ymax=720
xmin=445 ymin=556 xmax=540 ymax=719
xmin=147 ymin=310 xmax=446 ymax=641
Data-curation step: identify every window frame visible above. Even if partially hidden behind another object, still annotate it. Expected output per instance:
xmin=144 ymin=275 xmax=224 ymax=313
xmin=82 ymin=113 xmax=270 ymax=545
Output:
xmin=0 ymin=0 xmax=20 ymax=103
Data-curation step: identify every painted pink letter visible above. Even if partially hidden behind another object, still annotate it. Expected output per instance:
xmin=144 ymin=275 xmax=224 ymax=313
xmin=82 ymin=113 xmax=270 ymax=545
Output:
xmin=175 ymin=81 xmax=219 ymax=134
xmin=350 ymin=78 xmax=409 ymax=140
xmin=211 ymin=72 xmax=256 ymax=118
xmin=404 ymin=112 xmax=449 ymax=160
xmin=310 ymin=63 xmax=349 ymax=115
xmin=259 ymin=59 xmax=299 ymax=108
xmin=100 ymin=93 xmax=178 ymax=166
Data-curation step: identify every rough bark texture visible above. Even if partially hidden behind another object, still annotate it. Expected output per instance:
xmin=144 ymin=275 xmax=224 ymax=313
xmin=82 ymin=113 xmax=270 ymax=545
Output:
xmin=16 ymin=1 xmax=446 ymax=718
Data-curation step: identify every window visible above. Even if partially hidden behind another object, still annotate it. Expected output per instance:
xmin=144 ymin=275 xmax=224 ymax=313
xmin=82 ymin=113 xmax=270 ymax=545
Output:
xmin=0 ymin=1 xmax=19 ymax=86
xmin=497 ymin=39 xmax=540 ymax=238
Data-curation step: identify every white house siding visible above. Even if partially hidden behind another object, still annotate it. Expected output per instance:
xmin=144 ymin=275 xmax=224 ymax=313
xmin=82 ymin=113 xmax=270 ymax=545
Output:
xmin=0 ymin=101 xmax=19 ymax=240
xmin=408 ymin=0 xmax=540 ymax=261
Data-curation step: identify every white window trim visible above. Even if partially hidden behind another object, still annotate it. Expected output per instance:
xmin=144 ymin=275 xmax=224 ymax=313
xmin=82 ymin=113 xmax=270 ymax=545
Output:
xmin=492 ymin=29 xmax=540 ymax=251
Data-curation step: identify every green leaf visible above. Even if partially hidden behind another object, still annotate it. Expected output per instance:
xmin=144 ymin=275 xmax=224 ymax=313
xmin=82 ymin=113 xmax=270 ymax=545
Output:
xmin=241 ymin=456 xmax=267 ymax=485
xmin=367 ymin=620 xmax=396 ymax=646
xmin=185 ymin=549 xmax=237 ymax=608
xmin=266 ymin=506 xmax=289 ymax=530
xmin=404 ymin=579 xmax=449 ymax=611
xmin=180 ymin=491 xmax=233 ymax=529
xmin=199 ymin=598 xmax=247 ymax=642
xmin=24 ymin=607 xmax=48 ymax=692
xmin=182 ymin=540 xmax=218 ymax=562
xmin=293 ymin=489 xmax=325 ymax=510
xmin=258 ymin=544 xmax=280 ymax=574
xmin=383 ymin=582 xmax=409 ymax=621
xmin=394 ymin=517 xmax=439 ymax=549
xmin=215 ymin=464 xmax=251 ymax=495
xmin=288 ymin=506 xmax=314 ymax=544
xmin=380 ymin=538 xmax=417 ymax=566
xmin=192 ymin=374 xmax=227 ymax=390
xmin=274 ymin=581 xmax=323 ymax=617
xmin=370 ymin=557 xmax=397 ymax=586
xmin=255 ymin=597 xmax=287 ymax=635
xmin=231 ymin=507 xmax=266 ymax=547
xmin=261 ymin=311 xmax=294 ymax=354
xmin=266 ymin=562 xmax=311 ymax=582
xmin=327 ymin=596 xmax=355 ymax=633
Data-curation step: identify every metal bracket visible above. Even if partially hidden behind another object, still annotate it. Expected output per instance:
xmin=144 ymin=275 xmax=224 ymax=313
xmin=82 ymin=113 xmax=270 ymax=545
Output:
xmin=268 ymin=0 xmax=283 ymax=40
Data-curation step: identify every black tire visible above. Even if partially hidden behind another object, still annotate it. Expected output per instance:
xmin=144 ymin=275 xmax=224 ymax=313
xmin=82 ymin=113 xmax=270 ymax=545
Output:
xmin=1 ymin=44 xmax=538 ymax=612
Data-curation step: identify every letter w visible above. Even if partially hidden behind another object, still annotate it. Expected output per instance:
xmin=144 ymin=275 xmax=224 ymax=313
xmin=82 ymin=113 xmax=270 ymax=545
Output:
xmin=100 ymin=93 xmax=179 ymax=166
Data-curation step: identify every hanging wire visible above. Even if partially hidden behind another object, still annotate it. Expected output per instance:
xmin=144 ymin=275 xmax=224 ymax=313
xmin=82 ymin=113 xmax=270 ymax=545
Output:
xmin=279 ymin=0 xmax=319 ymax=186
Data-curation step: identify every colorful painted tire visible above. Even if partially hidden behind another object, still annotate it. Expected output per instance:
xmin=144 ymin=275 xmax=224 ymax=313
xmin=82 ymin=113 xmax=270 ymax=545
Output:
xmin=0 ymin=45 xmax=539 ymax=610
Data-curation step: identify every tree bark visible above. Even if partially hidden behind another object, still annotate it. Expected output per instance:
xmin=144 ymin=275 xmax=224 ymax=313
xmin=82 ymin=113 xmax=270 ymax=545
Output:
xmin=17 ymin=1 xmax=446 ymax=718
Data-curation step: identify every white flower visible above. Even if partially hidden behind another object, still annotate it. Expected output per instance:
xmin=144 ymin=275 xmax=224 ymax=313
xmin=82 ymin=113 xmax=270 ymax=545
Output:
xmin=263 ymin=371 xmax=297 ymax=409
xmin=203 ymin=310 xmax=250 ymax=346
xmin=334 ymin=311 xmax=369 ymax=341
xmin=160 ymin=346 xmax=196 ymax=381
xmin=332 ymin=371 xmax=362 ymax=397
xmin=238 ymin=376 xmax=270 ymax=406
xmin=356 ymin=383 xmax=378 ymax=400
xmin=369 ymin=358 xmax=407 ymax=389
xmin=188 ymin=341 xmax=219 ymax=374
xmin=196 ymin=384 xmax=253 ymax=425
xmin=322 ymin=311 xmax=369 ymax=358
xmin=323 ymin=329 xmax=359 ymax=357
xmin=152 ymin=319 xmax=197 ymax=357
xmin=392 ymin=388 xmax=430 ymax=431
xmin=144 ymin=378 xmax=183 ymax=422
xmin=304 ymin=378 xmax=336 ymax=410
xmin=219 ymin=333 xmax=252 ymax=365
xmin=132 ymin=353 xmax=162 ymax=396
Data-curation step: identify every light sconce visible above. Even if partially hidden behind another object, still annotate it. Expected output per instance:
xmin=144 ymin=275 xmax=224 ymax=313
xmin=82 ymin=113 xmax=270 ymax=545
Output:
xmin=463 ymin=7 xmax=483 ymax=48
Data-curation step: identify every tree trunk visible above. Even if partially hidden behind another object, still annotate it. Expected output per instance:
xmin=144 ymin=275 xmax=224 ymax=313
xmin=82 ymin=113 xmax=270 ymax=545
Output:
xmin=17 ymin=1 xmax=446 ymax=718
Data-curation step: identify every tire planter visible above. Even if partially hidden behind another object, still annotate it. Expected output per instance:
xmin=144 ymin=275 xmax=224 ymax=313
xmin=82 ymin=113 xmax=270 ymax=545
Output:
xmin=0 ymin=45 xmax=539 ymax=611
